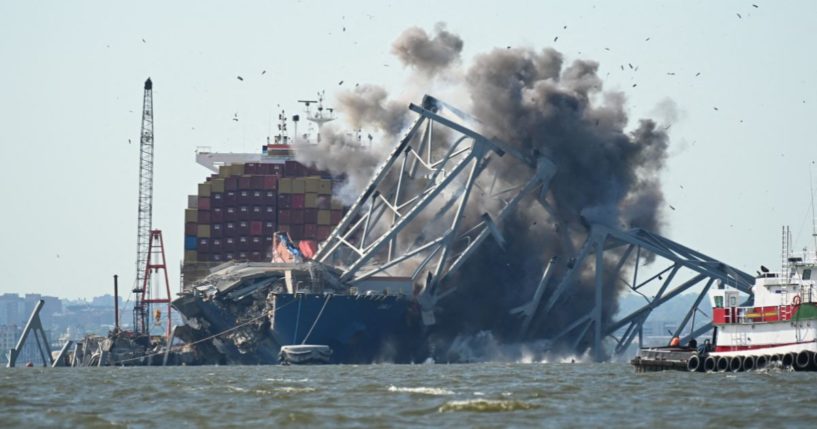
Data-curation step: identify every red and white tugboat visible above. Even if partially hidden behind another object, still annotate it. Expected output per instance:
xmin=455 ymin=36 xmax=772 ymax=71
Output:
xmin=633 ymin=228 xmax=817 ymax=372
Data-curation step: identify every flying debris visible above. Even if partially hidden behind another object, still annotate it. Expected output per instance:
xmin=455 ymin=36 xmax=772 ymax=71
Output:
xmin=737 ymin=13 xmax=742 ymax=19
xmin=632 ymin=84 xmax=637 ymax=88
xmin=695 ymin=72 xmax=701 ymax=76
xmin=261 ymin=70 xmax=267 ymax=75
xmin=753 ymin=3 xmax=759 ymax=7
xmin=667 ymin=72 xmax=676 ymax=76
xmin=604 ymin=47 xmax=610 ymax=51
xmin=141 ymin=38 xmax=146 ymax=43
xmin=669 ymin=205 xmax=676 ymax=211
xmin=232 ymin=113 xmax=239 ymax=122
xmin=713 ymin=107 xmax=719 ymax=111
xmin=553 ymin=36 xmax=559 ymax=42
xmin=645 ymin=37 xmax=650 ymax=41
xmin=237 ymin=76 xmax=244 ymax=81
xmin=620 ymin=65 xmax=624 ymax=71
xmin=507 ymin=46 xmax=511 ymax=49
xmin=338 ymin=80 xmax=344 ymax=86
xmin=628 ymin=63 xmax=633 ymax=69
xmin=563 ymin=25 xmax=567 ymax=29
xmin=343 ymin=26 xmax=346 ymax=32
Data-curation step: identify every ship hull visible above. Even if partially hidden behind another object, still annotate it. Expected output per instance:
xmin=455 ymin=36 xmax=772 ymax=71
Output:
xmin=172 ymin=291 xmax=422 ymax=365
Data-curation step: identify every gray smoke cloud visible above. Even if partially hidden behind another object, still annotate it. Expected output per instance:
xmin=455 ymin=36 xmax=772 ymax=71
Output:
xmin=391 ymin=23 xmax=464 ymax=76
xmin=294 ymin=25 xmax=670 ymax=359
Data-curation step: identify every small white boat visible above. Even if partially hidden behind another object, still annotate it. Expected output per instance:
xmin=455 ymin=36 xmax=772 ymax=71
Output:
xmin=278 ymin=344 xmax=333 ymax=365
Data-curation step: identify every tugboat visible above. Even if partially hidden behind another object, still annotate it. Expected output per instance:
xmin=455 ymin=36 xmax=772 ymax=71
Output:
xmin=633 ymin=226 xmax=817 ymax=372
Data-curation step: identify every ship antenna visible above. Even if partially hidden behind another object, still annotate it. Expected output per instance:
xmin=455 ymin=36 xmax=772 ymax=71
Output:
xmin=811 ymin=166 xmax=817 ymax=258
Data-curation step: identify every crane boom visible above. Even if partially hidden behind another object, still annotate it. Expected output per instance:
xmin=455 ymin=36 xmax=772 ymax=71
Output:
xmin=133 ymin=77 xmax=154 ymax=333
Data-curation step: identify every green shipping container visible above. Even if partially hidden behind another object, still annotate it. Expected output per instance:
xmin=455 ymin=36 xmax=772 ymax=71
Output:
xmin=185 ymin=209 xmax=198 ymax=223
xmin=317 ymin=210 xmax=331 ymax=225
xmin=185 ymin=250 xmax=198 ymax=262
xmin=198 ymin=182 xmax=212 ymax=197
xmin=197 ymin=224 xmax=211 ymax=238
xmin=318 ymin=179 xmax=332 ymax=195
xmin=211 ymin=178 xmax=225 ymax=193
xmin=305 ymin=193 xmax=318 ymax=208
xmin=279 ymin=178 xmax=292 ymax=194
xmin=305 ymin=177 xmax=320 ymax=193
xmin=292 ymin=178 xmax=305 ymax=194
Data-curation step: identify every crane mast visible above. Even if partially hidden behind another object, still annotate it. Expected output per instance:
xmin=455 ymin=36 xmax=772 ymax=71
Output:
xmin=133 ymin=77 xmax=154 ymax=334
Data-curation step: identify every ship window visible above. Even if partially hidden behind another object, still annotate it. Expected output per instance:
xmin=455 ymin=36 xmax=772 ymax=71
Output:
xmin=729 ymin=296 xmax=737 ymax=306
xmin=803 ymin=269 xmax=812 ymax=280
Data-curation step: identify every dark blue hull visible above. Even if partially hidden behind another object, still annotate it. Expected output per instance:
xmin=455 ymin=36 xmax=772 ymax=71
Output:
xmin=172 ymin=291 xmax=423 ymax=364
xmin=271 ymin=294 xmax=419 ymax=364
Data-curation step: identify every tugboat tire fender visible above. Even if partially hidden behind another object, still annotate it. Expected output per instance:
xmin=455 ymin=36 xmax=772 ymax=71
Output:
xmin=795 ymin=350 xmax=811 ymax=370
xmin=686 ymin=355 xmax=701 ymax=372
xmin=704 ymin=356 xmax=717 ymax=372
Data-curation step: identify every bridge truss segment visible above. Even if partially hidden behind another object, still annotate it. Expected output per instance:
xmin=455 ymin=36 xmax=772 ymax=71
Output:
xmin=315 ymin=95 xmax=556 ymax=323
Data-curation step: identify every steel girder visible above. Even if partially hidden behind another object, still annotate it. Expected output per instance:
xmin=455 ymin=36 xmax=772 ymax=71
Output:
xmin=314 ymin=95 xmax=556 ymax=323
xmin=532 ymin=223 xmax=754 ymax=361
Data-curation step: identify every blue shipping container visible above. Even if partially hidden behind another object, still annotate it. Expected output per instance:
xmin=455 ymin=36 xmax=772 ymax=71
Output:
xmin=185 ymin=235 xmax=198 ymax=250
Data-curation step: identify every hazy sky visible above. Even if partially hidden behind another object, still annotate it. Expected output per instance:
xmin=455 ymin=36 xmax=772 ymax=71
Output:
xmin=1 ymin=1 xmax=815 ymax=299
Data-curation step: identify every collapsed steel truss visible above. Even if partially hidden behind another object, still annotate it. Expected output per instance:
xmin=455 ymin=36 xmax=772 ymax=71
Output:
xmin=531 ymin=224 xmax=755 ymax=361
xmin=316 ymin=94 xmax=755 ymax=360
xmin=315 ymin=95 xmax=556 ymax=323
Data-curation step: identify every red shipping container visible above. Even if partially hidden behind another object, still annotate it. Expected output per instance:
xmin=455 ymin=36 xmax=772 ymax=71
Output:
xmin=239 ymin=176 xmax=252 ymax=189
xmin=278 ymin=224 xmax=290 ymax=235
xmin=284 ymin=160 xmax=300 ymax=177
xmin=198 ymin=238 xmax=211 ymax=252
xmin=197 ymin=210 xmax=211 ymax=224
xmin=317 ymin=225 xmax=332 ymax=241
xmin=303 ymin=224 xmax=317 ymax=239
xmin=278 ymin=194 xmax=291 ymax=209
xmin=289 ymin=224 xmax=304 ymax=240
xmin=304 ymin=208 xmax=318 ymax=224
xmin=198 ymin=196 xmax=211 ymax=210
xmin=278 ymin=209 xmax=291 ymax=224
xmin=330 ymin=209 xmax=343 ymax=224
xmin=212 ymin=207 xmax=224 ymax=223
xmin=250 ymin=221 xmax=263 ymax=236
xmin=225 ymin=176 xmax=239 ymax=191
xmin=291 ymin=209 xmax=304 ymax=225
xmin=211 ymin=192 xmax=224 ymax=207
xmin=291 ymin=194 xmax=305 ymax=209
xmin=225 ymin=191 xmax=238 ymax=206
xmin=263 ymin=175 xmax=278 ymax=190
xmin=251 ymin=175 xmax=265 ymax=190
xmin=212 ymin=223 xmax=223 ymax=238
xmin=185 ymin=222 xmax=197 ymax=235
xmin=237 ymin=221 xmax=250 ymax=234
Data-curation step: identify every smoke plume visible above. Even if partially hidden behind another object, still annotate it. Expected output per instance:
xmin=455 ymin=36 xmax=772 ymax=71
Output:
xmin=294 ymin=25 xmax=671 ymax=359
xmin=391 ymin=23 xmax=464 ymax=76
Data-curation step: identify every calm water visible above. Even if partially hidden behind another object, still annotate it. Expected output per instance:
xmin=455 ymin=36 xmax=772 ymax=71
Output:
xmin=2 ymin=363 xmax=816 ymax=428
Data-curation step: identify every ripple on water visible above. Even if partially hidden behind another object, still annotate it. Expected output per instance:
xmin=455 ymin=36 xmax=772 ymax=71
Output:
xmin=388 ymin=386 xmax=454 ymax=396
xmin=438 ymin=399 xmax=538 ymax=413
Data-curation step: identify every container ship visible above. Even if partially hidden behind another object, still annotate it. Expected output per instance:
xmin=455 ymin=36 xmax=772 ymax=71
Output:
xmin=172 ymin=106 xmax=424 ymax=364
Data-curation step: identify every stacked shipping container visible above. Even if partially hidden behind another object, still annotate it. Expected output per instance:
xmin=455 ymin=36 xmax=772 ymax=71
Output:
xmin=182 ymin=160 xmax=346 ymax=287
